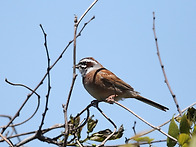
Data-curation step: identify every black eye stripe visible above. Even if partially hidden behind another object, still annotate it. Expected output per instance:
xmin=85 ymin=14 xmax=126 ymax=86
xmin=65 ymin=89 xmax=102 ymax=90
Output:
xmin=79 ymin=61 xmax=94 ymax=68
xmin=82 ymin=61 xmax=87 ymax=65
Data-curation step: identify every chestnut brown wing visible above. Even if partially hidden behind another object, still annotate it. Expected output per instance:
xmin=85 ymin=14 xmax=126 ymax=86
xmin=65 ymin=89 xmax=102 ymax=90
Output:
xmin=98 ymin=68 xmax=134 ymax=92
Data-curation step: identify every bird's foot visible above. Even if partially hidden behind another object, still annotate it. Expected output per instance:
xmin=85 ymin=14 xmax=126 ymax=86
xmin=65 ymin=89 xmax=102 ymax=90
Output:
xmin=105 ymin=95 xmax=117 ymax=104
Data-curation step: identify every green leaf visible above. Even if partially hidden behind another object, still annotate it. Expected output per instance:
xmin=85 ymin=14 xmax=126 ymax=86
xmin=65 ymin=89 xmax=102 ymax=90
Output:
xmin=119 ymin=144 xmax=137 ymax=147
xmin=189 ymin=135 xmax=196 ymax=147
xmin=69 ymin=115 xmax=80 ymax=127
xmin=89 ymin=125 xmax=124 ymax=142
xmin=134 ymin=136 xmax=154 ymax=144
xmin=180 ymin=114 xmax=190 ymax=134
xmin=178 ymin=133 xmax=190 ymax=146
xmin=69 ymin=115 xmax=82 ymax=139
xmin=110 ymin=125 xmax=124 ymax=140
xmin=187 ymin=107 xmax=196 ymax=124
xmin=89 ymin=129 xmax=112 ymax=142
xmin=182 ymin=143 xmax=189 ymax=147
xmin=193 ymin=125 xmax=196 ymax=136
xmin=167 ymin=116 xmax=179 ymax=147
xmin=87 ymin=115 xmax=98 ymax=133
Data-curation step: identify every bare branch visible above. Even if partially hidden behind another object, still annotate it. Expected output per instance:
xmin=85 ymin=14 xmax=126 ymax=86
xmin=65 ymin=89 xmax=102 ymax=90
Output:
xmin=5 ymin=79 xmax=40 ymax=97
xmin=63 ymin=73 xmax=77 ymax=146
xmin=0 ymin=133 xmax=14 ymax=147
xmin=1 ymin=79 xmax=40 ymax=133
xmin=1 ymin=12 xmax=94 ymax=136
xmin=37 ymin=24 xmax=52 ymax=135
xmin=63 ymin=1 xmax=98 ymax=145
xmin=76 ymin=0 xmax=98 ymax=27
xmin=94 ymin=101 xmax=117 ymax=147
xmin=0 ymin=115 xmax=21 ymax=143
xmin=113 ymin=100 xmax=177 ymax=142
xmin=0 ymin=124 xmax=64 ymax=143
xmin=152 ymin=12 xmax=182 ymax=116
xmin=134 ymin=102 xmax=196 ymax=138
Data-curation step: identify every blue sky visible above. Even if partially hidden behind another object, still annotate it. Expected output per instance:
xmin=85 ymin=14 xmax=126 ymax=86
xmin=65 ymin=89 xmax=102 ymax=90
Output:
xmin=1 ymin=1 xmax=196 ymax=146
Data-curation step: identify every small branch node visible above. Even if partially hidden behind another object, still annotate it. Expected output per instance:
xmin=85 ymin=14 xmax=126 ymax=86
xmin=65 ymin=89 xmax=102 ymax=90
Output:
xmin=74 ymin=15 xmax=78 ymax=24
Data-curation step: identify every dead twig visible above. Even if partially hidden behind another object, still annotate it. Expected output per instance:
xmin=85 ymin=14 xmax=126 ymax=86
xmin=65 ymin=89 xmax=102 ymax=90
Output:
xmin=0 ymin=115 xmax=21 ymax=142
xmin=94 ymin=102 xmax=117 ymax=147
xmin=76 ymin=0 xmax=98 ymax=27
xmin=0 ymin=124 xmax=64 ymax=143
xmin=0 ymin=133 xmax=14 ymax=147
xmin=131 ymin=102 xmax=196 ymax=138
xmin=37 ymin=24 xmax=52 ymax=136
xmin=63 ymin=1 xmax=98 ymax=146
xmin=152 ymin=12 xmax=182 ymax=116
xmin=113 ymin=100 xmax=177 ymax=142
xmin=1 ymin=13 xmax=94 ymax=136
xmin=2 ymin=79 xmax=40 ymax=130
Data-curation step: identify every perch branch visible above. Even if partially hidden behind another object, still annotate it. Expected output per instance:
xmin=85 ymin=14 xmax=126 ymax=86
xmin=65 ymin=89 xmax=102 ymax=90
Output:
xmin=152 ymin=12 xmax=182 ymax=116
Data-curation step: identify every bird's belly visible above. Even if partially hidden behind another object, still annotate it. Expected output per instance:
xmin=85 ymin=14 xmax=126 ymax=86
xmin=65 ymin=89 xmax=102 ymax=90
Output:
xmin=84 ymin=83 xmax=115 ymax=101
xmin=83 ymin=82 xmax=128 ymax=101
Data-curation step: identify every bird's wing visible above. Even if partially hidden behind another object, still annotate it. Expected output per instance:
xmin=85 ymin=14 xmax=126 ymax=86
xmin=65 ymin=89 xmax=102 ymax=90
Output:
xmin=97 ymin=68 xmax=134 ymax=92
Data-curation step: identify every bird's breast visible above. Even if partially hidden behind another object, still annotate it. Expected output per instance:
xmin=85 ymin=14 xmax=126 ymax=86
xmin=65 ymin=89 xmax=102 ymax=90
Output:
xmin=82 ymin=71 xmax=116 ymax=101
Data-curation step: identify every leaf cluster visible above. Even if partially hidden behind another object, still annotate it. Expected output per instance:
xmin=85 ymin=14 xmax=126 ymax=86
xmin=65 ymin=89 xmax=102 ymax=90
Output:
xmin=167 ymin=107 xmax=196 ymax=147
xmin=61 ymin=115 xmax=124 ymax=146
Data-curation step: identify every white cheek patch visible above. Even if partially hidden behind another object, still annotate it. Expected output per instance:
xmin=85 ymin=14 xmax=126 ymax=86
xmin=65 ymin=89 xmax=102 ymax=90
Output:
xmin=78 ymin=58 xmax=102 ymax=77
xmin=86 ymin=66 xmax=95 ymax=74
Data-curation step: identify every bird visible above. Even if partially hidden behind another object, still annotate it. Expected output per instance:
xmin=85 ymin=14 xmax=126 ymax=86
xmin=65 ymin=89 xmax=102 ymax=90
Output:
xmin=75 ymin=57 xmax=169 ymax=111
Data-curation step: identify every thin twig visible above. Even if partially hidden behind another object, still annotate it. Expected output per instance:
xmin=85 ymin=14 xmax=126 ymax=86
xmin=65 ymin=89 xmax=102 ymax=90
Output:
xmin=14 ymin=124 xmax=64 ymax=146
xmin=76 ymin=0 xmax=98 ymax=27
xmin=113 ymin=100 xmax=177 ymax=142
xmin=2 ymin=79 xmax=40 ymax=128
xmin=132 ymin=121 xmax=137 ymax=135
xmin=63 ymin=15 xmax=79 ymax=146
xmin=0 ymin=124 xmax=64 ymax=143
xmin=95 ymin=102 xmax=117 ymax=147
xmin=72 ymin=108 xmax=90 ymax=132
xmin=63 ymin=1 xmax=98 ymax=145
xmin=49 ymin=15 xmax=95 ymax=70
xmin=63 ymin=74 xmax=77 ymax=146
xmin=0 ymin=115 xmax=21 ymax=142
xmin=75 ymin=138 xmax=84 ymax=147
xmin=131 ymin=102 xmax=196 ymax=138
xmin=152 ymin=12 xmax=182 ymax=116
xmin=37 ymin=24 xmax=52 ymax=135
xmin=1 ymin=15 xmax=94 ymax=135
xmin=0 ymin=133 xmax=14 ymax=147
xmin=5 ymin=79 xmax=40 ymax=97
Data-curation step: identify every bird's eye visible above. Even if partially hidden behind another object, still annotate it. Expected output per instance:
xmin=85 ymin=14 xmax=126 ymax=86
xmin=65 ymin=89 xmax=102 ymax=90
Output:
xmin=81 ymin=61 xmax=87 ymax=65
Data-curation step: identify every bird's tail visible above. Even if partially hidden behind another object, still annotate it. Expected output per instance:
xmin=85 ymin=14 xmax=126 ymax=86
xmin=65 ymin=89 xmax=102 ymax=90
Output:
xmin=134 ymin=95 xmax=169 ymax=112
